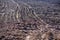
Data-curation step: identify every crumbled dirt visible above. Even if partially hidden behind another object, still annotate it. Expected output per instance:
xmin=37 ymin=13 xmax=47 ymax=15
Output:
xmin=0 ymin=0 xmax=60 ymax=40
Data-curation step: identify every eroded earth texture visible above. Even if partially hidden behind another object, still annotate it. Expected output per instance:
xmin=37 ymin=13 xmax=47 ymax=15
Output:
xmin=0 ymin=0 xmax=60 ymax=40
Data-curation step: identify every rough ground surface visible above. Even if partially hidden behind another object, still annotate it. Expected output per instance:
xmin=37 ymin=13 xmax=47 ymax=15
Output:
xmin=0 ymin=0 xmax=60 ymax=40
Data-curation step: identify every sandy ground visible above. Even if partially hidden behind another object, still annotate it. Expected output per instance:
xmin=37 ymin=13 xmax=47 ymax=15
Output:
xmin=0 ymin=0 xmax=60 ymax=40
